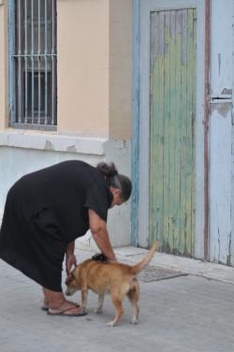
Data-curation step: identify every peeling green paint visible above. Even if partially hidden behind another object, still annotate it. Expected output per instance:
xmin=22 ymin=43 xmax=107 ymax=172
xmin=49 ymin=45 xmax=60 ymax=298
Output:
xmin=149 ymin=9 xmax=196 ymax=257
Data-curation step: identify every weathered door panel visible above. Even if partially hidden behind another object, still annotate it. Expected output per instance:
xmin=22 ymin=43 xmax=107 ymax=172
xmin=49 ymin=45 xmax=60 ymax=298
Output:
xmin=149 ymin=9 xmax=196 ymax=256
xmin=136 ymin=0 xmax=205 ymax=257
xmin=209 ymin=0 xmax=233 ymax=265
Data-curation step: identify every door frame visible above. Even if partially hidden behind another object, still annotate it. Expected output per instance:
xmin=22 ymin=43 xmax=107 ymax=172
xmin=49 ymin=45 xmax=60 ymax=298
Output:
xmin=132 ymin=0 xmax=207 ymax=258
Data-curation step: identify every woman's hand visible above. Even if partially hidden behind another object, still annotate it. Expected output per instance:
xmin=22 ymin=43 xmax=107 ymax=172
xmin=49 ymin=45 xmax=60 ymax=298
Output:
xmin=66 ymin=241 xmax=76 ymax=275
xmin=66 ymin=253 xmax=77 ymax=275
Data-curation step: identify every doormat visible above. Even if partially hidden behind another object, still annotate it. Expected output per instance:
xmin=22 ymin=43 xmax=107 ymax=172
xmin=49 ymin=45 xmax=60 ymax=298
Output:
xmin=138 ymin=265 xmax=187 ymax=282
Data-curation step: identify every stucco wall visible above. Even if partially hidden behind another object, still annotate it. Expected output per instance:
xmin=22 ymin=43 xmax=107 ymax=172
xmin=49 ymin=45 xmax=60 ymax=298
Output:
xmin=0 ymin=0 xmax=132 ymax=247
xmin=57 ymin=0 xmax=132 ymax=139
xmin=0 ymin=0 xmax=132 ymax=138
xmin=0 ymin=138 xmax=131 ymax=247
xmin=57 ymin=0 xmax=109 ymax=137
xmin=109 ymin=0 xmax=132 ymax=139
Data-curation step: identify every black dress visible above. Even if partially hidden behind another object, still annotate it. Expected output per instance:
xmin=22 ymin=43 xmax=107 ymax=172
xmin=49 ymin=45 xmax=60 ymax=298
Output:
xmin=0 ymin=160 xmax=113 ymax=291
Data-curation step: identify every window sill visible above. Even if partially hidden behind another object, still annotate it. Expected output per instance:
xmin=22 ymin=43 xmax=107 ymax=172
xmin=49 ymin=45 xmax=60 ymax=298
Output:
xmin=0 ymin=131 xmax=106 ymax=155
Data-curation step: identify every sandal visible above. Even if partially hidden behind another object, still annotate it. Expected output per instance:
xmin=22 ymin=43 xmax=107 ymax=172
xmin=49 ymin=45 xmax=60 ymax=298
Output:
xmin=47 ymin=306 xmax=87 ymax=317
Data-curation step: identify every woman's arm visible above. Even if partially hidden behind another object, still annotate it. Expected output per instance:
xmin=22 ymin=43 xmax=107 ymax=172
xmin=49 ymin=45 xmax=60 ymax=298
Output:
xmin=88 ymin=209 xmax=117 ymax=262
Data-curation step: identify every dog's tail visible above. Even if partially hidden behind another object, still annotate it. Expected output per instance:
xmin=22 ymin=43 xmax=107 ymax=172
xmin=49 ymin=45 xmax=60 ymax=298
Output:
xmin=130 ymin=241 xmax=159 ymax=275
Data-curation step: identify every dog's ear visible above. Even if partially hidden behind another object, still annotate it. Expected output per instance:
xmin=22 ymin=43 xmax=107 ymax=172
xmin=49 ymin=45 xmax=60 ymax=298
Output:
xmin=65 ymin=272 xmax=74 ymax=284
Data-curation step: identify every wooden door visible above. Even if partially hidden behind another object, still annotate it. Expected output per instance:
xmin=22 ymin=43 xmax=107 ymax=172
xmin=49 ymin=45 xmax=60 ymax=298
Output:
xmin=149 ymin=8 xmax=196 ymax=256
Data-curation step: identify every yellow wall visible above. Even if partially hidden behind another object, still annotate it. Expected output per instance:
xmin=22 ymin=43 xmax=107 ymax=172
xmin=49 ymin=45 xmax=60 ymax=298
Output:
xmin=0 ymin=0 xmax=132 ymax=140
xmin=109 ymin=0 xmax=132 ymax=139
xmin=57 ymin=0 xmax=132 ymax=139
xmin=57 ymin=0 xmax=109 ymax=137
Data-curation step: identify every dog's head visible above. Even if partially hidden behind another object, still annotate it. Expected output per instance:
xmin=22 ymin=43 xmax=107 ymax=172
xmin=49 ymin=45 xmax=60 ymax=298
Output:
xmin=65 ymin=269 xmax=81 ymax=296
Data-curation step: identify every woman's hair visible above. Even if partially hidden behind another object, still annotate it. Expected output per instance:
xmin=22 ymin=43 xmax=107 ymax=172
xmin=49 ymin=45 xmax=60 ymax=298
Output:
xmin=96 ymin=162 xmax=132 ymax=201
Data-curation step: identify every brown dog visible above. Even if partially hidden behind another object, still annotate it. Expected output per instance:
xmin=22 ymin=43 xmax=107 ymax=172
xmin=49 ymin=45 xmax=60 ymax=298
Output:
xmin=65 ymin=241 xmax=158 ymax=326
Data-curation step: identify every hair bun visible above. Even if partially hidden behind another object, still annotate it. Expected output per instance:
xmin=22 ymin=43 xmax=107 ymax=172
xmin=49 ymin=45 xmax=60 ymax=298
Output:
xmin=96 ymin=162 xmax=118 ymax=178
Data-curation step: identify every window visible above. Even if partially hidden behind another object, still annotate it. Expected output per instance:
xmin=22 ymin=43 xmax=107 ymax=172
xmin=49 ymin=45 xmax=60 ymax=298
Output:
xmin=8 ymin=0 xmax=57 ymax=129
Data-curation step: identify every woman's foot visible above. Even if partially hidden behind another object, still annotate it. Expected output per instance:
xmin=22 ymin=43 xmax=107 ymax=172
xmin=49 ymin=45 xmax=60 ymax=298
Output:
xmin=42 ymin=287 xmax=86 ymax=316
xmin=41 ymin=299 xmax=80 ymax=311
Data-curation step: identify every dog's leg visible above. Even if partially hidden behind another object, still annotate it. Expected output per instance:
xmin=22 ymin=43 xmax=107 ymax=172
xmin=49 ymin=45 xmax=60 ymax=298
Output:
xmin=127 ymin=280 xmax=140 ymax=324
xmin=95 ymin=294 xmax=105 ymax=314
xmin=81 ymin=288 xmax=88 ymax=311
xmin=107 ymin=289 xmax=124 ymax=327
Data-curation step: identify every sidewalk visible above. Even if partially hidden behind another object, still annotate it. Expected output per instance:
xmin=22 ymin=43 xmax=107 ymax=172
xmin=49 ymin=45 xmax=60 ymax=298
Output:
xmin=115 ymin=245 xmax=234 ymax=285
xmin=0 ymin=242 xmax=234 ymax=352
xmin=77 ymin=234 xmax=234 ymax=285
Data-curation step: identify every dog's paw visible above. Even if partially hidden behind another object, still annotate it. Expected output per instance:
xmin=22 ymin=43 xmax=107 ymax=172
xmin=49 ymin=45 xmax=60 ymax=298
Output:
xmin=107 ymin=321 xmax=116 ymax=327
xmin=94 ymin=307 xmax=103 ymax=314
xmin=130 ymin=318 xmax=139 ymax=325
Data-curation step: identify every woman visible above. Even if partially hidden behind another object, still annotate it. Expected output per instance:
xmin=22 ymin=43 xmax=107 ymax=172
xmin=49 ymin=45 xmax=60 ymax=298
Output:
xmin=0 ymin=160 xmax=132 ymax=316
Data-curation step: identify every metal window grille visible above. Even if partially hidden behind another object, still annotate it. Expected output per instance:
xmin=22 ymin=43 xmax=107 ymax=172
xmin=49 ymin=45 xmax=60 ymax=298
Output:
xmin=8 ymin=0 xmax=57 ymax=129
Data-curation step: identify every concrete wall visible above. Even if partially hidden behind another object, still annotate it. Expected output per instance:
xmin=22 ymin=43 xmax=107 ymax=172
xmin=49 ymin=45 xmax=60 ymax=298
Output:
xmin=0 ymin=137 xmax=131 ymax=247
xmin=0 ymin=0 xmax=133 ymax=247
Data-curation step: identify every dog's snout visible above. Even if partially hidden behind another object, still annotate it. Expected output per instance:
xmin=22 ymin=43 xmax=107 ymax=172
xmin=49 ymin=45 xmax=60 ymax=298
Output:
xmin=65 ymin=289 xmax=71 ymax=296
xmin=65 ymin=286 xmax=77 ymax=296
